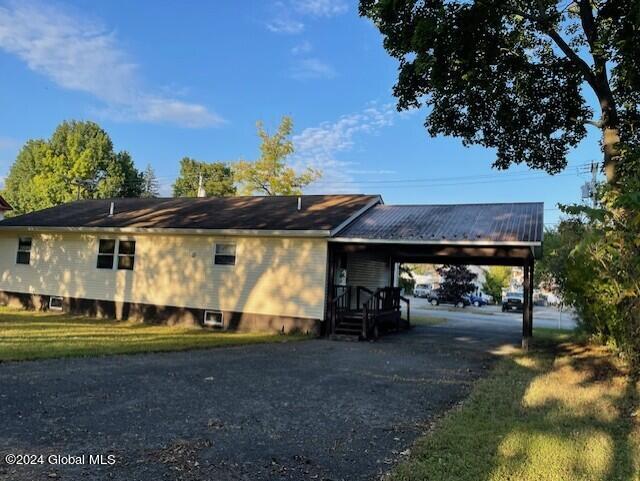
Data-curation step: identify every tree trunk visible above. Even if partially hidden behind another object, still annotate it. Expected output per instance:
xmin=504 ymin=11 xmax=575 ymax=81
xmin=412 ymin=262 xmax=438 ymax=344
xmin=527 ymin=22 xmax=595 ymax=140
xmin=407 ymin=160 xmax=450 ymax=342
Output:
xmin=603 ymin=126 xmax=620 ymax=184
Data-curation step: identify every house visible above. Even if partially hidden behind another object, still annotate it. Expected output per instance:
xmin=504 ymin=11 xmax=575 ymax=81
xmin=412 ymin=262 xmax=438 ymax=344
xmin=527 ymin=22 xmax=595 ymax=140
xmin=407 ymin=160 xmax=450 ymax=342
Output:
xmin=0 ymin=195 xmax=544 ymax=341
xmin=0 ymin=195 xmax=12 ymax=220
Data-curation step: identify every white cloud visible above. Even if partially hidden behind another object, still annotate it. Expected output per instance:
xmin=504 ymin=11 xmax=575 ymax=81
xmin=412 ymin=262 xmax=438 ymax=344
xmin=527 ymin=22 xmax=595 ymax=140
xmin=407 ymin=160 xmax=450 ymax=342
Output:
xmin=291 ymin=40 xmax=313 ymax=55
xmin=291 ymin=57 xmax=336 ymax=80
xmin=266 ymin=0 xmax=347 ymax=35
xmin=266 ymin=16 xmax=305 ymax=34
xmin=0 ymin=1 xmax=222 ymax=128
xmin=292 ymin=104 xmax=396 ymax=193
xmin=294 ymin=0 xmax=348 ymax=17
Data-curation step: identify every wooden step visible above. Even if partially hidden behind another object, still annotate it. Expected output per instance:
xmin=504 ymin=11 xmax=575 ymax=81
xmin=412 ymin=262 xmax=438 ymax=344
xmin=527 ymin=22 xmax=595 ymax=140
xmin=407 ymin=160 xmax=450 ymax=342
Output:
xmin=335 ymin=327 xmax=362 ymax=335
xmin=329 ymin=334 xmax=360 ymax=342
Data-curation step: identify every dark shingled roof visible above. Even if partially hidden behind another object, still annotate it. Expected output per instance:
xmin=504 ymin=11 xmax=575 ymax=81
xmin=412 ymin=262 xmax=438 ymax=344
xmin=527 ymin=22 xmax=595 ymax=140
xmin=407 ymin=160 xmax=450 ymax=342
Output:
xmin=335 ymin=203 xmax=543 ymax=244
xmin=0 ymin=195 xmax=380 ymax=232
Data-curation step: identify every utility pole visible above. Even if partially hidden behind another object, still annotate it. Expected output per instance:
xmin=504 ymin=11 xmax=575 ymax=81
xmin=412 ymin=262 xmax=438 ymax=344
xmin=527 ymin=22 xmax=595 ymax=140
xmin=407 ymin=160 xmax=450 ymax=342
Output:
xmin=590 ymin=161 xmax=598 ymax=208
xmin=581 ymin=161 xmax=599 ymax=207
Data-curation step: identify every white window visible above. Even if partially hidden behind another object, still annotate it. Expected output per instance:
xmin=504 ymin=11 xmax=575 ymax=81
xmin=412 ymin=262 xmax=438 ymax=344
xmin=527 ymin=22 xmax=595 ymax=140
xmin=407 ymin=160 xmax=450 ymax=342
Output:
xmin=117 ymin=240 xmax=136 ymax=270
xmin=16 ymin=237 xmax=32 ymax=265
xmin=214 ymin=243 xmax=236 ymax=266
xmin=97 ymin=239 xmax=116 ymax=269
xmin=97 ymin=239 xmax=136 ymax=270
xmin=203 ymin=310 xmax=224 ymax=327
xmin=49 ymin=296 xmax=63 ymax=311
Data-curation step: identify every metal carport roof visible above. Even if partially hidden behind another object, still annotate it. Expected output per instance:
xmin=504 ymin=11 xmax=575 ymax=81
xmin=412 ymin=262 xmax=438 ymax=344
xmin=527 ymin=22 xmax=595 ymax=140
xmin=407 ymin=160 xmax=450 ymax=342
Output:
xmin=333 ymin=202 xmax=543 ymax=250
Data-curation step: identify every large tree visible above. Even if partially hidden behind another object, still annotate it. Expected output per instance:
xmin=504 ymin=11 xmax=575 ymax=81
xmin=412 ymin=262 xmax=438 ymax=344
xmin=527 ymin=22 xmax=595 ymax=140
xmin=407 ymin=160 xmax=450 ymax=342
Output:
xmin=436 ymin=265 xmax=477 ymax=300
xmin=141 ymin=164 xmax=161 ymax=198
xmin=234 ymin=116 xmax=321 ymax=195
xmin=4 ymin=120 xmax=143 ymax=215
xmin=172 ymin=157 xmax=236 ymax=197
xmin=360 ymin=0 xmax=640 ymax=183
xmin=482 ymin=266 xmax=513 ymax=303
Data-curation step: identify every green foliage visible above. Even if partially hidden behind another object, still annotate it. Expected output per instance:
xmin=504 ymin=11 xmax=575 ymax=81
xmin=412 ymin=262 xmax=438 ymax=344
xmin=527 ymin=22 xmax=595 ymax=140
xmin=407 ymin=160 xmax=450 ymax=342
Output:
xmin=141 ymin=164 xmax=160 ymax=198
xmin=482 ymin=266 xmax=512 ymax=303
xmin=436 ymin=265 xmax=477 ymax=300
xmin=234 ymin=116 xmax=321 ymax=195
xmin=172 ymin=157 xmax=236 ymax=197
xmin=359 ymin=0 xmax=640 ymax=176
xmin=3 ymin=120 xmax=143 ymax=215
xmin=398 ymin=264 xmax=415 ymax=294
xmin=544 ymin=146 xmax=640 ymax=372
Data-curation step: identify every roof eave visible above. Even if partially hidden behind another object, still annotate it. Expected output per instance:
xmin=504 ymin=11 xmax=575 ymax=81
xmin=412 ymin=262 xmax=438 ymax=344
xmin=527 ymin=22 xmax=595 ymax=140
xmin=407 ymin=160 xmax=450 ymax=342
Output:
xmin=329 ymin=237 xmax=542 ymax=247
xmin=0 ymin=225 xmax=333 ymax=238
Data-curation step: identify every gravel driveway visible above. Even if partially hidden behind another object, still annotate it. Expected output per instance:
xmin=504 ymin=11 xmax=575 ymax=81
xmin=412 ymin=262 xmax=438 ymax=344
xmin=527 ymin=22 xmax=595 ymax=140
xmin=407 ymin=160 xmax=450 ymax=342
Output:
xmin=0 ymin=323 xmax=518 ymax=481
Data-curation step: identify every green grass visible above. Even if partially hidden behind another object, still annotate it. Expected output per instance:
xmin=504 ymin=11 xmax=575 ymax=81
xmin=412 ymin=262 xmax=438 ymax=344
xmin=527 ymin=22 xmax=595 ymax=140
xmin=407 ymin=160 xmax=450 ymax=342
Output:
xmin=392 ymin=329 xmax=640 ymax=481
xmin=410 ymin=313 xmax=449 ymax=326
xmin=0 ymin=307 xmax=310 ymax=361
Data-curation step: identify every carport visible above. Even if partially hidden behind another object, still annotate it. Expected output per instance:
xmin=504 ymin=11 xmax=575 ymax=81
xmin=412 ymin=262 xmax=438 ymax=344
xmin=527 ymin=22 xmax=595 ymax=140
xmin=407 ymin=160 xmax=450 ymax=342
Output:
xmin=327 ymin=202 xmax=544 ymax=348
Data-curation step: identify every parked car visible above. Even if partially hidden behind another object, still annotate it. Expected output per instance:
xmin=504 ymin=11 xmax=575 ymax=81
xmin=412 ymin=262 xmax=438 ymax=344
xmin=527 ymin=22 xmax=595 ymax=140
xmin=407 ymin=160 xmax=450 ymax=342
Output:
xmin=502 ymin=292 xmax=524 ymax=313
xmin=413 ymin=284 xmax=431 ymax=298
xmin=428 ymin=292 xmax=471 ymax=308
xmin=467 ymin=294 xmax=488 ymax=307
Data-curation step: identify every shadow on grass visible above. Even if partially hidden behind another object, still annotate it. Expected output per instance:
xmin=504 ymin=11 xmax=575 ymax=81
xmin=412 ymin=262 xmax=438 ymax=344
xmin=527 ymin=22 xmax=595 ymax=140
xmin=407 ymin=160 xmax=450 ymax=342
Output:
xmin=0 ymin=308 xmax=309 ymax=361
xmin=391 ymin=332 xmax=639 ymax=481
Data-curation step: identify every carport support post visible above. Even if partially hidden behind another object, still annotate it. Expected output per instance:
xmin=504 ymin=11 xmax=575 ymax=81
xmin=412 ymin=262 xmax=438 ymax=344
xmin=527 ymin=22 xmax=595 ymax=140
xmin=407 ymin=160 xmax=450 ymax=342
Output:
xmin=522 ymin=262 xmax=531 ymax=351
xmin=528 ymin=261 xmax=534 ymax=338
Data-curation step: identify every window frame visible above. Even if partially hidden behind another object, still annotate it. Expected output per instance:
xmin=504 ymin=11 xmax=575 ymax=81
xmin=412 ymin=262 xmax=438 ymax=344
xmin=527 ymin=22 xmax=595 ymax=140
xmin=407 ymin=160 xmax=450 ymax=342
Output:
xmin=203 ymin=310 xmax=224 ymax=328
xmin=117 ymin=240 xmax=136 ymax=271
xmin=214 ymin=242 xmax=236 ymax=266
xmin=97 ymin=239 xmax=116 ymax=270
xmin=49 ymin=296 xmax=64 ymax=311
xmin=16 ymin=237 xmax=32 ymax=265
xmin=96 ymin=239 xmax=136 ymax=271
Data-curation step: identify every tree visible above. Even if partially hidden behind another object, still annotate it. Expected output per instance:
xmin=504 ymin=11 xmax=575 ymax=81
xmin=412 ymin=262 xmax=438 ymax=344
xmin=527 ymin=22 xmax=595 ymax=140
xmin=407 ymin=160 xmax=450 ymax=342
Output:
xmin=398 ymin=264 xmax=416 ymax=294
xmin=3 ymin=120 xmax=144 ymax=215
xmin=172 ymin=157 xmax=236 ymax=197
xmin=234 ymin=116 xmax=321 ymax=195
xmin=436 ymin=265 xmax=477 ymax=300
xmin=141 ymin=164 xmax=161 ymax=198
xmin=482 ymin=266 xmax=513 ymax=303
xmin=360 ymin=0 xmax=640 ymax=183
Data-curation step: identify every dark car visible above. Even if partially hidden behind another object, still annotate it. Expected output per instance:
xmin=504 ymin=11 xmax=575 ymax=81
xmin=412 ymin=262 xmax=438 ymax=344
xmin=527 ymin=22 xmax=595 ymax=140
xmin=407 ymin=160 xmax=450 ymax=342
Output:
xmin=502 ymin=292 xmax=524 ymax=313
xmin=467 ymin=294 xmax=488 ymax=307
xmin=428 ymin=292 xmax=471 ymax=308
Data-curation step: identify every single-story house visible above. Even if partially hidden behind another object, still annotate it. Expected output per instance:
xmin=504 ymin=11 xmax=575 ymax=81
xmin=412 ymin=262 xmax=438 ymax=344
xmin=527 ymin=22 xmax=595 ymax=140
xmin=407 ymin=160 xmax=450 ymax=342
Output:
xmin=0 ymin=195 xmax=543 ymax=341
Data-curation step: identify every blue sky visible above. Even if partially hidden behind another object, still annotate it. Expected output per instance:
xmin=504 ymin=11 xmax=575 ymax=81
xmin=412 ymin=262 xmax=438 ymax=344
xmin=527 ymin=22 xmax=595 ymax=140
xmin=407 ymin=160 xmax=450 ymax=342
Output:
xmin=0 ymin=0 xmax=602 ymax=226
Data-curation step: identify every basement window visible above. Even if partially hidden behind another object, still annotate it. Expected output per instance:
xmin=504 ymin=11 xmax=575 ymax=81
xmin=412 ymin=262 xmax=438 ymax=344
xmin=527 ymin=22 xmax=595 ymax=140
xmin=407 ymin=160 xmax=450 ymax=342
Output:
xmin=49 ymin=296 xmax=63 ymax=311
xmin=97 ymin=239 xmax=116 ymax=269
xmin=203 ymin=310 xmax=224 ymax=327
xmin=16 ymin=237 xmax=32 ymax=265
xmin=117 ymin=241 xmax=136 ymax=270
xmin=214 ymin=243 xmax=236 ymax=266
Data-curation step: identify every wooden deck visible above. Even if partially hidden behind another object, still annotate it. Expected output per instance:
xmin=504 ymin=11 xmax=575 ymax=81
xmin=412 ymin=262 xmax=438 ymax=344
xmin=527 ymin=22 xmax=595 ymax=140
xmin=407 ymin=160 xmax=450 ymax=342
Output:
xmin=328 ymin=286 xmax=410 ymax=340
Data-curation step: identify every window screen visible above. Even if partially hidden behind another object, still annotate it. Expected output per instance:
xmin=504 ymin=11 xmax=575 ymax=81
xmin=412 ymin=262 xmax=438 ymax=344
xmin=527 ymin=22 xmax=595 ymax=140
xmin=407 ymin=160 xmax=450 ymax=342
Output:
xmin=214 ymin=243 xmax=236 ymax=265
xmin=97 ymin=239 xmax=116 ymax=269
xmin=117 ymin=241 xmax=136 ymax=270
xmin=16 ymin=237 xmax=32 ymax=265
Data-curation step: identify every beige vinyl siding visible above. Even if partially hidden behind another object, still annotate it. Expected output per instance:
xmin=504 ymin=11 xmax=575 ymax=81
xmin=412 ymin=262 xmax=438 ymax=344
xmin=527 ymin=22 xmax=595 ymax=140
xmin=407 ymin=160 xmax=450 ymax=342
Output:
xmin=0 ymin=232 xmax=328 ymax=320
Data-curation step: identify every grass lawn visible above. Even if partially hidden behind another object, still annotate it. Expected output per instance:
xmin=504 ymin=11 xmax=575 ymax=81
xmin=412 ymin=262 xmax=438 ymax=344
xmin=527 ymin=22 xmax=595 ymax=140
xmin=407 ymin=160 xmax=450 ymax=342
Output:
xmin=392 ymin=328 xmax=640 ymax=481
xmin=410 ymin=313 xmax=448 ymax=326
xmin=0 ymin=307 xmax=310 ymax=361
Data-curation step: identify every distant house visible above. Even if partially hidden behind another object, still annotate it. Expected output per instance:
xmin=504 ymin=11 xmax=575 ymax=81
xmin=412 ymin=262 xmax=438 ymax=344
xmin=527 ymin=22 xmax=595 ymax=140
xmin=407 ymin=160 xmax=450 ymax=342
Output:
xmin=0 ymin=195 xmax=543 ymax=338
xmin=0 ymin=195 xmax=12 ymax=220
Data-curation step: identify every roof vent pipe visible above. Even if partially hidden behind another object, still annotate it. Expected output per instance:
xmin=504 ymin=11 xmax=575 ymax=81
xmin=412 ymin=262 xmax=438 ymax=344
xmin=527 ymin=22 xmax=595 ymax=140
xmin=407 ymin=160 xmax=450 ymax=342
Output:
xmin=108 ymin=202 xmax=115 ymax=217
xmin=297 ymin=196 xmax=302 ymax=211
